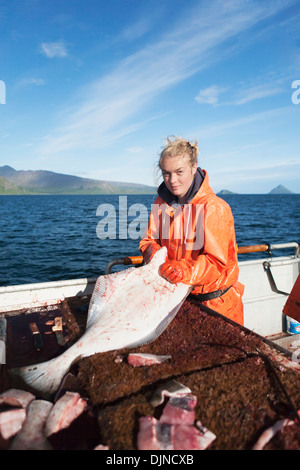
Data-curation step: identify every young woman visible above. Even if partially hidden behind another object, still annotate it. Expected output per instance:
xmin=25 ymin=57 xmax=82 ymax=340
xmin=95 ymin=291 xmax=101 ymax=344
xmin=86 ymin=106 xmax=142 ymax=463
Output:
xmin=139 ymin=136 xmax=244 ymax=325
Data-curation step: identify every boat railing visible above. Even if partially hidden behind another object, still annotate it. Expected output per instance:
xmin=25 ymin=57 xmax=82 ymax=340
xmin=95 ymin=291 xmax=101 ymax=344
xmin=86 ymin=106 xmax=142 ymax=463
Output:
xmin=238 ymin=242 xmax=299 ymax=257
xmin=105 ymin=242 xmax=299 ymax=274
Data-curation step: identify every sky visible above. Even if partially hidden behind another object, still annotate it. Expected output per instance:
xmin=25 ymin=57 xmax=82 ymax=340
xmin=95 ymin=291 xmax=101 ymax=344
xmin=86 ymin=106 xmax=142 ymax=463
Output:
xmin=0 ymin=0 xmax=300 ymax=194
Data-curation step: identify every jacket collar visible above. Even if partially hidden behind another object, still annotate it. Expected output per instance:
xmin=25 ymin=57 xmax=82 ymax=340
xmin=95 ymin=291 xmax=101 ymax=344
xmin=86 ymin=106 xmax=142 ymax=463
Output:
xmin=157 ymin=167 xmax=208 ymax=206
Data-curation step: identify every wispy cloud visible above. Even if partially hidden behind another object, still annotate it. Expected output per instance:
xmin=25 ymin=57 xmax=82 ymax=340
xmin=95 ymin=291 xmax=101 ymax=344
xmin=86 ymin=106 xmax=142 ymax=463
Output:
xmin=233 ymin=84 xmax=284 ymax=105
xmin=37 ymin=0 xmax=296 ymax=158
xmin=40 ymin=41 xmax=68 ymax=58
xmin=18 ymin=77 xmax=46 ymax=87
xmin=195 ymin=85 xmax=227 ymax=105
xmin=12 ymin=77 xmax=46 ymax=95
xmin=212 ymin=160 xmax=300 ymax=183
xmin=119 ymin=18 xmax=152 ymax=42
xmin=195 ymin=81 xmax=285 ymax=106
xmin=195 ymin=106 xmax=291 ymax=139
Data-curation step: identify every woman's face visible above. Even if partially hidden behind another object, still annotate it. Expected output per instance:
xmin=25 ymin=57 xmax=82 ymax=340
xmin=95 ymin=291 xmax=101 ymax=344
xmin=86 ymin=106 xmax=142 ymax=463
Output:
xmin=161 ymin=154 xmax=197 ymax=203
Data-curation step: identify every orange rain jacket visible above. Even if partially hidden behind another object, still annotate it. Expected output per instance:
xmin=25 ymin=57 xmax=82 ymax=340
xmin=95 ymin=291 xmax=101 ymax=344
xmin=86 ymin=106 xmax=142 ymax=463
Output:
xmin=139 ymin=169 xmax=244 ymax=325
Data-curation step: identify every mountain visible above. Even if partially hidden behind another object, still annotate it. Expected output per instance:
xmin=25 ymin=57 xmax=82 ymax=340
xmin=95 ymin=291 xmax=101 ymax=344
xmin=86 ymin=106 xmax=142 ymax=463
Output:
xmin=0 ymin=175 xmax=34 ymax=194
xmin=217 ymin=189 xmax=238 ymax=195
xmin=268 ymin=185 xmax=294 ymax=195
xmin=0 ymin=165 xmax=156 ymax=195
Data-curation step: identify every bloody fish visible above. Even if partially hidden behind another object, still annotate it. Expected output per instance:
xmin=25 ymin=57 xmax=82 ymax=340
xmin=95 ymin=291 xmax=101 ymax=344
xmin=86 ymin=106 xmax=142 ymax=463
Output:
xmin=10 ymin=248 xmax=191 ymax=396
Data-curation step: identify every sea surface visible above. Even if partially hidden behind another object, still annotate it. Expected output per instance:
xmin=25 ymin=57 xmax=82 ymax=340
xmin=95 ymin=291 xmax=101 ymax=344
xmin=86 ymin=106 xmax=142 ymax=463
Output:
xmin=0 ymin=193 xmax=299 ymax=287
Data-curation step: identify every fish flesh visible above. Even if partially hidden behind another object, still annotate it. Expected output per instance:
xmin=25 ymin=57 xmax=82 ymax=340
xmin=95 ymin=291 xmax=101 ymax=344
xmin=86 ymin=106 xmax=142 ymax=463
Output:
xmin=137 ymin=416 xmax=215 ymax=450
xmin=160 ymin=395 xmax=197 ymax=426
xmin=94 ymin=443 xmax=109 ymax=450
xmin=127 ymin=353 xmax=171 ymax=367
xmin=252 ymin=417 xmax=297 ymax=450
xmin=137 ymin=413 xmax=216 ymax=451
xmin=0 ymin=408 xmax=26 ymax=441
xmin=9 ymin=400 xmax=53 ymax=450
xmin=0 ymin=388 xmax=35 ymax=408
xmin=45 ymin=391 xmax=87 ymax=437
xmin=10 ymin=247 xmax=191 ymax=396
xmin=138 ymin=391 xmax=216 ymax=450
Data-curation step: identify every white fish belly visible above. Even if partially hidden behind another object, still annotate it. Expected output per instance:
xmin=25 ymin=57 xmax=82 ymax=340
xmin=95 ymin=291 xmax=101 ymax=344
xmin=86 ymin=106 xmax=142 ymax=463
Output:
xmin=68 ymin=247 xmax=191 ymax=359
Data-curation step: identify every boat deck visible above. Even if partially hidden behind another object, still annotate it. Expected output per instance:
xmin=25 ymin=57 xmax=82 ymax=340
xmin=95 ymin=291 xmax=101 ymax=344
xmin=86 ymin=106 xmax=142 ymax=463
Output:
xmin=1 ymin=295 xmax=300 ymax=450
xmin=268 ymin=333 xmax=300 ymax=356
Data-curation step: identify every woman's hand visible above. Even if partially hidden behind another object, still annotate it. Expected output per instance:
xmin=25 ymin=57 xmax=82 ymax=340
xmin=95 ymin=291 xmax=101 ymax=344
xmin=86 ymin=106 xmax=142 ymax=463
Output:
xmin=159 ymin=260 xmax=185 ymax=284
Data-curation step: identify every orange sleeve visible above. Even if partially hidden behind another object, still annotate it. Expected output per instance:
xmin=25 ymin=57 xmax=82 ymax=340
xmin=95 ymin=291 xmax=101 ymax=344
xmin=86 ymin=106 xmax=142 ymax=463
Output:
xmin=178 ymin=198 xmax=238 ymax=290
xmin=139 ymin=198 xmax=162 ymax=263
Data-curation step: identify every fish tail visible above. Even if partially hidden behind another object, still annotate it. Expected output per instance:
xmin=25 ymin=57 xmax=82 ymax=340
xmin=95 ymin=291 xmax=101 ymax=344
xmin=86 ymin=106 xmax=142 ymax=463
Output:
xmin=10 ymin=354 xmax=70 ymax=397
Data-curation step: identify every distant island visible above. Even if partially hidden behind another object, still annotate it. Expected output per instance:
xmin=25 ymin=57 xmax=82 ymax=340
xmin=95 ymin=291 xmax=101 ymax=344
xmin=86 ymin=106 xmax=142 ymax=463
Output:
xmin=217 ymin=185 xmax=295 ymax=195
xmin=268 ymin=185 xmax=294 ymax=195
xmin=0 ymin=165 xmax=156 ymax=195
xmin=217 ymin=189 xmax=238 ymax=195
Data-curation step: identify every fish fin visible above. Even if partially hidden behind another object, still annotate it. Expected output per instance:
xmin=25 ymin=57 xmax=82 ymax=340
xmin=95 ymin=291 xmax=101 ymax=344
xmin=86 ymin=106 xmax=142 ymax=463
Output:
xmin=10 ymin=356 xmax=67 ymax=398
xmin=86 ymin=268 xmax=136 ymax=329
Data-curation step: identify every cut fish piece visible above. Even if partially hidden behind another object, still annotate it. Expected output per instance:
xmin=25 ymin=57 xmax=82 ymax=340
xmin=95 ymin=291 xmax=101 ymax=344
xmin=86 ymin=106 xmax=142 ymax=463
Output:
xmin=137 ymin=416 xmax=216 ymax=450
xmin=172 ymin=421 xmax=216 ymax=450
xmin=252 ymin=418 xmax=296 ymax=450
xmin=0 ymin=388 xmax=35 ymax=408
xmin=138 ymin=389 xmax=216 ymax=450
xmin=127 ymin=353 xmax=171 ymax=367
xmin=94 ymin=444 xmax=109 ymax=450
xmin=0 ymin=408 xmax=26 ymax=440
xmin=150 ymin=380 xmax=192 ymax=407
xmin=137 ymin=416 xmax=172 ymax=450
xmin=9 ymin=400 xmax=53 ymax=450
xmin=160 ymin=395 xmax=197 ymax=425
xmin=45 ymin=391 xmax=87 ymax=437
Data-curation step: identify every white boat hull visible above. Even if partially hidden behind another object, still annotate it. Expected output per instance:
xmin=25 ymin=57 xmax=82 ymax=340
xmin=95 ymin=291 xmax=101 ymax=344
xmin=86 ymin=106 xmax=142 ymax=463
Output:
xmin=0 ymin=277 xmax=97 ymax=314
xmin=239 ymin=255 xmax=299 ymax=336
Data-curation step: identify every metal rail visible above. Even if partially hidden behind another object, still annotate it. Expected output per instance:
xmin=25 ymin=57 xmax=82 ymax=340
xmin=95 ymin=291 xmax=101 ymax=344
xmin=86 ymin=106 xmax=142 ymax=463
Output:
xmin=105 ymin=242 xmax=299 ymax=274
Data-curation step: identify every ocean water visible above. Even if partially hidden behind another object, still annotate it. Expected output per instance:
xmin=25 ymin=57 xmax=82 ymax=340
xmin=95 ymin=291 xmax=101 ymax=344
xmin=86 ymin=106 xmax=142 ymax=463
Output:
xmin=0 ymin=193 xmax=299 ymax=287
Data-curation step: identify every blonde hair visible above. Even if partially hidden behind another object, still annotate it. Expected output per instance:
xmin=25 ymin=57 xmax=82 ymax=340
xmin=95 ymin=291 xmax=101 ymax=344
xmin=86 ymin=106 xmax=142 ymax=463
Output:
xmin=158 ymin=136 xmax=199 ymax=169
